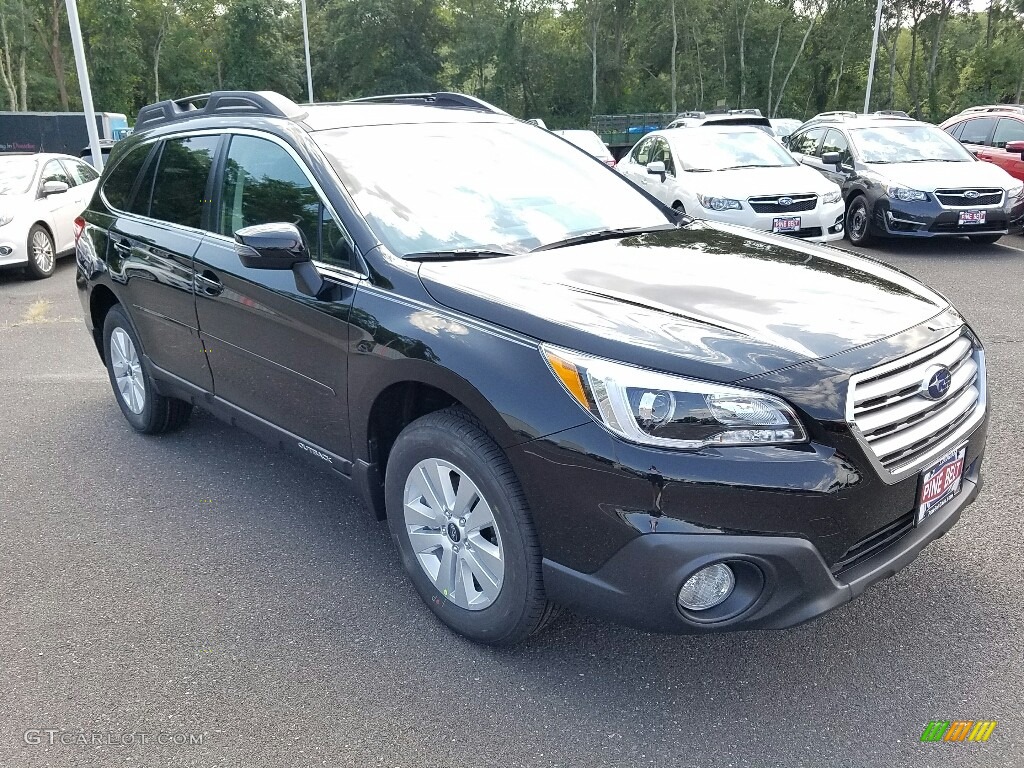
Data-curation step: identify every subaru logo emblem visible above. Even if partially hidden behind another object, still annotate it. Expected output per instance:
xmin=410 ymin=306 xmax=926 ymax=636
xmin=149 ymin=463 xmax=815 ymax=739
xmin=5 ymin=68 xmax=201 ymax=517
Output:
xmin=922 ymin=365 xmax=953 ymax=400
xmin=964 ymin=190 xmax=980 ymax=199
xmin=778 ymin=197 xmax=793 ymax=206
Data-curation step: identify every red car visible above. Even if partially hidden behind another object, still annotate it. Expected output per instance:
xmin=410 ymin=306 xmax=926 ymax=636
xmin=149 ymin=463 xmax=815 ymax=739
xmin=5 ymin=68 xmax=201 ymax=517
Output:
xmin=941 ymin=105 xmax=1024 ymax=183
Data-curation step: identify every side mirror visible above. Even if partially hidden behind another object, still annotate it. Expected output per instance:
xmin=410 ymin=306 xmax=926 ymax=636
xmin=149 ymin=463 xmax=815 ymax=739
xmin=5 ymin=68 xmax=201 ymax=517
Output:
xmin=821 ymin=151 xmax=842 ymax=168
xmin=1006 ymin=140 xmax=1024 ymax=157
xmin=42 ymin=180 xmax=69 ymax=196
xmin=646 ymin=160 xmax=666 ymax=176
xmin=234 ymin=222 xmax=309 ymax=269
xmin=781 ymin=135 xmax=791 ymax=147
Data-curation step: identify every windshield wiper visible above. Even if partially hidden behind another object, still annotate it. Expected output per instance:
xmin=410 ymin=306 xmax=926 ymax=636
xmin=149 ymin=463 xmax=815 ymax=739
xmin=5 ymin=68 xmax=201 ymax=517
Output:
xmin=531 ymin=224 xmax=677 ymax=252
xmin=403 ymin=249 xmax=518 ymax=262
xmin=722 ymin=164 xmax=779 ymax=170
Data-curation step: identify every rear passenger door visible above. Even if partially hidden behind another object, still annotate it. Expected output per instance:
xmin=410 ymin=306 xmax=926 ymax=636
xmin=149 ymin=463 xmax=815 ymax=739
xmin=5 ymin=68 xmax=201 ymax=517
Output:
xmin=192 ymin=132 xmax=360 ymax=460
xmin=104 ymin=135 xmax=218 ymax=391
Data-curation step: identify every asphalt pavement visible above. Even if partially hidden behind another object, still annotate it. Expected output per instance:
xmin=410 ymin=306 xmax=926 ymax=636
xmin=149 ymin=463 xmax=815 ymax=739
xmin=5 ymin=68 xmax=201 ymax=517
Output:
xmin=2 ymin=233 xmax=1023 ymax=768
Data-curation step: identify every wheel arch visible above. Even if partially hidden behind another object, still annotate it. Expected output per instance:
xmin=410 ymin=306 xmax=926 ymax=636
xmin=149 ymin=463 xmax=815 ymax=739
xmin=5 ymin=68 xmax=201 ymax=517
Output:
xmin=355 ymin=361 xmax=521 ymax=520
xmin=88 ymin=284 xmax=121 ymax=363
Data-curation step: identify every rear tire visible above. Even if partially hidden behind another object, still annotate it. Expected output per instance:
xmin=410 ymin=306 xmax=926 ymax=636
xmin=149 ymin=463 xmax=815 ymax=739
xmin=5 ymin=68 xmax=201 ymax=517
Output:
xmin=25 ymin=225 xmax=56 ymax=279
xmin=968 ymin=234 xmax=1002 ymax=245
xmin=385 ymin=407 xmax=557 ymax=645
xmin=102 ymin=305 xmax=193 ymax=434
xmin=846 ymin=196 xmax=875 ymax=246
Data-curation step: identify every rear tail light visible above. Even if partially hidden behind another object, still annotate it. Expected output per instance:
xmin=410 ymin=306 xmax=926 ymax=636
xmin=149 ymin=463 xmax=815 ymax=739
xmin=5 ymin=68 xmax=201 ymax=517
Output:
xmin=73 ymin=216 xmax=85 ymax=245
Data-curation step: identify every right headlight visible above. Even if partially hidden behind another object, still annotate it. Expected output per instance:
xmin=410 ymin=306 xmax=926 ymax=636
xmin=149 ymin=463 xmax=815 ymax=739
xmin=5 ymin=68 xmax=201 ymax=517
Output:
xmin=541 ymin=345 xmax=807 ymax=449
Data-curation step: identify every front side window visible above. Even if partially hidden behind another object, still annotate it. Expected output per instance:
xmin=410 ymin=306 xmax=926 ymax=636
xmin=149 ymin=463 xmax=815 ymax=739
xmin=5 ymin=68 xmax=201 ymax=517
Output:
xmin=316 ymin=121 xmax=668 ymax=256
xmin=821 ymin=129 xmax=852 ymax=165
xmin=217 ymin=135 xmax=353 ymax=268
xmin=849 ymin=125 xmax=974 ymax=163
xmin=789 ymin=128 xmax=825 ymax=157
xmin=993 ymin=118 xmax=1024 ymax=148
xmin=632 ymin=136 xmax=653 ymax=165
xmin=650 ymin=138 xmax=675 ymax=174
xmin=958 ymin=117 xmax=997 ymax=146
xmin=40 ymin=160 xmax=72 ymax=191
xmin=102 ymin=143 xmax=151 ymax=211
xmin=149 ymin=135 xmax=219 ymax=228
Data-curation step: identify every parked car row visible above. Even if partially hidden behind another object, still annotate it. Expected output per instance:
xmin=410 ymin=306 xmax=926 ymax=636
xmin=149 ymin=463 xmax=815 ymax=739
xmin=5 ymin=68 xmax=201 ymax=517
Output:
xmin=608 ymin=107 xmax=1024 ymax=247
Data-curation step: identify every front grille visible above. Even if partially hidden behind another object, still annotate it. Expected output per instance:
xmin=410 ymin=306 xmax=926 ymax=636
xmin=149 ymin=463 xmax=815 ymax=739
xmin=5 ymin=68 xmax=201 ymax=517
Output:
xmin=848 ymin=330 xmax=985 ymax=475
xmin=934 ymin=188 xmax=1003 ymax=207
xmin=748 ymin=194 xmax=818 ymax=213
xmin=928 ymin=221 xmax=1004 ymax=234
xmin=831 ymin=511 xmax=915 ymax=575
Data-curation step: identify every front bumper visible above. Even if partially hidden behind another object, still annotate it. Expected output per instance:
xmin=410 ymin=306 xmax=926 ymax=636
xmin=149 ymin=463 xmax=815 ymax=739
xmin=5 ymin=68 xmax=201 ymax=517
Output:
xmin=704 ymin=200 xmax=847 ymax=242
xmin=542 ymin=465 xmax=980 ymax=633
xmin=873 ymin=194 xmax=1024 ymax=238
xmin=0 ymin=232 xmax=28 ymax=267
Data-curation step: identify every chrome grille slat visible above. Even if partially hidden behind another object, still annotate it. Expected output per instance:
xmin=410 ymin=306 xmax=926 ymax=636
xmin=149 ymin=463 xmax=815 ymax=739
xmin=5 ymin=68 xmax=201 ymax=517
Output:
xmin=855 ymin=358 xmax=978 ymax=434
xmin=853 ymin=336 xmax=972 ymax=406
xmin=847 ymin=329 xmax=985 ymax=475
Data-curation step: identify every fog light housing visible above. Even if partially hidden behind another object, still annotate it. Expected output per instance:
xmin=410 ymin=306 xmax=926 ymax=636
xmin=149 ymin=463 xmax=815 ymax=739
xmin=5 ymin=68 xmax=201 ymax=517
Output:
xmin=678 ymin=563 xmax=735 ymax=611
xmin=0 ymin=246 xmax=12 ymax=256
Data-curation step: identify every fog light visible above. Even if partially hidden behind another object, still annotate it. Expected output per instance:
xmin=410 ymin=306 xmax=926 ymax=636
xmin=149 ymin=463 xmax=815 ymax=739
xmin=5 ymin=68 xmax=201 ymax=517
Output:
xmin=0 ymin=246 xmax=12 ymax=256
xmin=678 ymin=563 xmax=735 ymax=611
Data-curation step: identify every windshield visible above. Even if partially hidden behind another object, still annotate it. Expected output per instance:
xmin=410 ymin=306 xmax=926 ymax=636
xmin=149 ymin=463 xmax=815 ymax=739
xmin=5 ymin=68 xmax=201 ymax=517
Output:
xmin=849 ymin=125 xmax=974 ymax=163
xmin=315 ymin=122 xmax=668 ymax=255
xmin=0 ymin=156 xmax=38 ymax=195
xmin=669 ymin=130 xmax=798 ymax=171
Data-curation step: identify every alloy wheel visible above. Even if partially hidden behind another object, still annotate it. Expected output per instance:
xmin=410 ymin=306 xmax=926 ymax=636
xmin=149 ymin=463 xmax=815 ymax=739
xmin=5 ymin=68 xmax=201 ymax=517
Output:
xmin=403 ymin=457 xmax=505 ymax=610
xmin=109 ymin=327 xmax=146 ymax=414
xmin=31 ymin=230 xmax=54 ymax=273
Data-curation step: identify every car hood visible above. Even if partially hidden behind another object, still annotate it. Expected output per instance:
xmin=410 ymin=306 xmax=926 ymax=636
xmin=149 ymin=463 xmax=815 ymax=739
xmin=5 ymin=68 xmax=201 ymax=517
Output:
xmin=417 ymin=222 xmax=950 ymax=382
xmin=693 ymin=165 xmax=837 ymax=198
xmin=866 ymin=159 xmax=1016 ymax=191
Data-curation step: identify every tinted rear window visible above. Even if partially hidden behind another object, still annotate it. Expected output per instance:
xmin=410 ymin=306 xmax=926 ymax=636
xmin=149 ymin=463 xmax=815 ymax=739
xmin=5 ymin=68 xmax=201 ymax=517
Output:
xmin=149 ymin=136 xmax=219 ymax=229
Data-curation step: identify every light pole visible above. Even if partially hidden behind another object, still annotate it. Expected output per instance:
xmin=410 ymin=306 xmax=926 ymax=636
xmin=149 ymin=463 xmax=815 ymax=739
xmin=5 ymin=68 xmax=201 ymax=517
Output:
xmin=300 ymin=0 xmax=314 ymax=103
xmin=65 ymin=0 xmax=103 ymax=170
xmin=864 ymin=0 xmax=884 ymax=114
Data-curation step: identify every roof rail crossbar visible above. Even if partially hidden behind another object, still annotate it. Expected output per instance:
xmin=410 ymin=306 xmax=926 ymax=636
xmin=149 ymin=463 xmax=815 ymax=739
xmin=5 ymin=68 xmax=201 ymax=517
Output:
xmin=342 ymin=92 xmax=508 ymax=115
xmin=135 ymin=90 xmax=307 ymax=131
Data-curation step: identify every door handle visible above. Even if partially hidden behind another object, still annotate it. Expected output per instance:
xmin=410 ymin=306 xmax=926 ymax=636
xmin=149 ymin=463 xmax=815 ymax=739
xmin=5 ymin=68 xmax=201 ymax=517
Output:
xmin=112 ymin=240 xmax=131 ymax=257
xmin=193 ymin=270 xmax=223 ymax=297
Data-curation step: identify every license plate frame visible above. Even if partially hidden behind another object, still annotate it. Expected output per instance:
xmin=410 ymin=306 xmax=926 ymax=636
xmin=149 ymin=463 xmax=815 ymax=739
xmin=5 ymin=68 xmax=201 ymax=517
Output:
xmin=772 ymin=216 xmax=802 ymax=233
xmin=916 ymin=443 xmax=968 ymax=524
xmin=958 ymin=210 xmax=986 ymax=225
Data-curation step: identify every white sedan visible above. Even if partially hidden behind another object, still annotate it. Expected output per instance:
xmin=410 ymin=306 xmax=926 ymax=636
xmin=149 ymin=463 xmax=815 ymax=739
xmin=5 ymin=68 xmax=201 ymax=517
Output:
xmin=0 ymin=153 xmax=99 ymax=279
xmin=617 ymin=126 xmax=846 ymax=242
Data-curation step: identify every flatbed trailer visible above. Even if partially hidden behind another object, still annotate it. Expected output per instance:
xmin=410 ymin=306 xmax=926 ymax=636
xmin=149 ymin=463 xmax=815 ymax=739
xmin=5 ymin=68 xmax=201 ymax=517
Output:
xmin=589 ymin=113 xmax=677 ymax=160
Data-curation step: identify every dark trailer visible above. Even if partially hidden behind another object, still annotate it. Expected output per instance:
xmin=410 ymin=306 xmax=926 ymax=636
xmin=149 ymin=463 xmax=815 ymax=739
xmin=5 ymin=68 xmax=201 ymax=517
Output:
xmin=0 ymin=111 xmax=129 ymax=157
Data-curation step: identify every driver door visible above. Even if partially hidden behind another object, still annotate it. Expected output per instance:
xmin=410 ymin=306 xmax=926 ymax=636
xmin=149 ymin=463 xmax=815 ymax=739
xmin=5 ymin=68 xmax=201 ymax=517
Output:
xmin=192 ymin=133 xmax=361 ymax=460
xmin=37 ymin=159 xmax=76 ymax=251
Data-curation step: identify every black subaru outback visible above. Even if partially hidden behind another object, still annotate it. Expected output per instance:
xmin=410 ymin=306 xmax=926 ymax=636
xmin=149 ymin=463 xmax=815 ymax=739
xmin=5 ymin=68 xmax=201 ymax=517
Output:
xmin=76 ymin=90 xmax=988 ymax=645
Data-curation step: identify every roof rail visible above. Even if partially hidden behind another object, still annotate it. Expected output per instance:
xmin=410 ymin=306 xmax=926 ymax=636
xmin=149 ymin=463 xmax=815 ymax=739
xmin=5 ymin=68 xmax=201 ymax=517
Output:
xmin=676 ymin=111 xmax=706 ymax=120
xmin=873 ymin=109 xmax=910 ymax=117
xmin=811 ymin=110 xmax=857 ymax=120
xmin=135 ymin=91 xmax=307 ymax=132
xmin=342 ymin=92 xmax=508 ymax=115
xmin=960 ymin=103 xmax=1024 ymax=114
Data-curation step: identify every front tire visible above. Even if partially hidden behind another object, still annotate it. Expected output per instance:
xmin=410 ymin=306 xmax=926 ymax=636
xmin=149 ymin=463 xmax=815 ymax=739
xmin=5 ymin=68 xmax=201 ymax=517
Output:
xmin=968 ymin=234 xmax=1002 ymax=245
xmin=26 ymin=225 xmax=56 ymax=279
xmin=846 ymin=196 xmax=875 ymax=246
xmin=102 ymin=305 xmax=193 ymax=434
xmin=385 ymin=408 xmax=556 ymax=645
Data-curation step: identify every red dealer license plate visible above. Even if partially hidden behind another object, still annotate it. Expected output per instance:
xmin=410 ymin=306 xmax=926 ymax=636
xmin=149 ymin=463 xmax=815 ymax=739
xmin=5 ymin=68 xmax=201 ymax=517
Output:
xmin=773 ymin=217 xmax=801 ymax=233
xmin=958 ymin=210 xmax=986 ymax=225
xmin=917 ymin=444 xmax=967 ymax=524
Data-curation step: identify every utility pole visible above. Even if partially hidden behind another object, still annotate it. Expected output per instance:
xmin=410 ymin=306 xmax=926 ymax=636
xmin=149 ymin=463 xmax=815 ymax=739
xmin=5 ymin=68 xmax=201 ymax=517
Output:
xmin=864 ymin=0 xmax=884 ymax=114
xmin=65 ymin=0 xmax=103 ymax=170
xmin=300 ymin=0 xmax=314 ymax=103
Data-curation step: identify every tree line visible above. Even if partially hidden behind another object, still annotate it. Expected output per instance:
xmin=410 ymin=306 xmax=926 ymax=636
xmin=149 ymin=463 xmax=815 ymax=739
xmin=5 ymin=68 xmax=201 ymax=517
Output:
xmin=1 ymin=0 xmax=1022 ymax=129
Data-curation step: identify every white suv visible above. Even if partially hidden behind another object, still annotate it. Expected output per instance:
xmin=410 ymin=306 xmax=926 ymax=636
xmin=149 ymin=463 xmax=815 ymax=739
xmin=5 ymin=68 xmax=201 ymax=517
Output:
xmin=617 ymin=126 xmax=846 ymax=242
